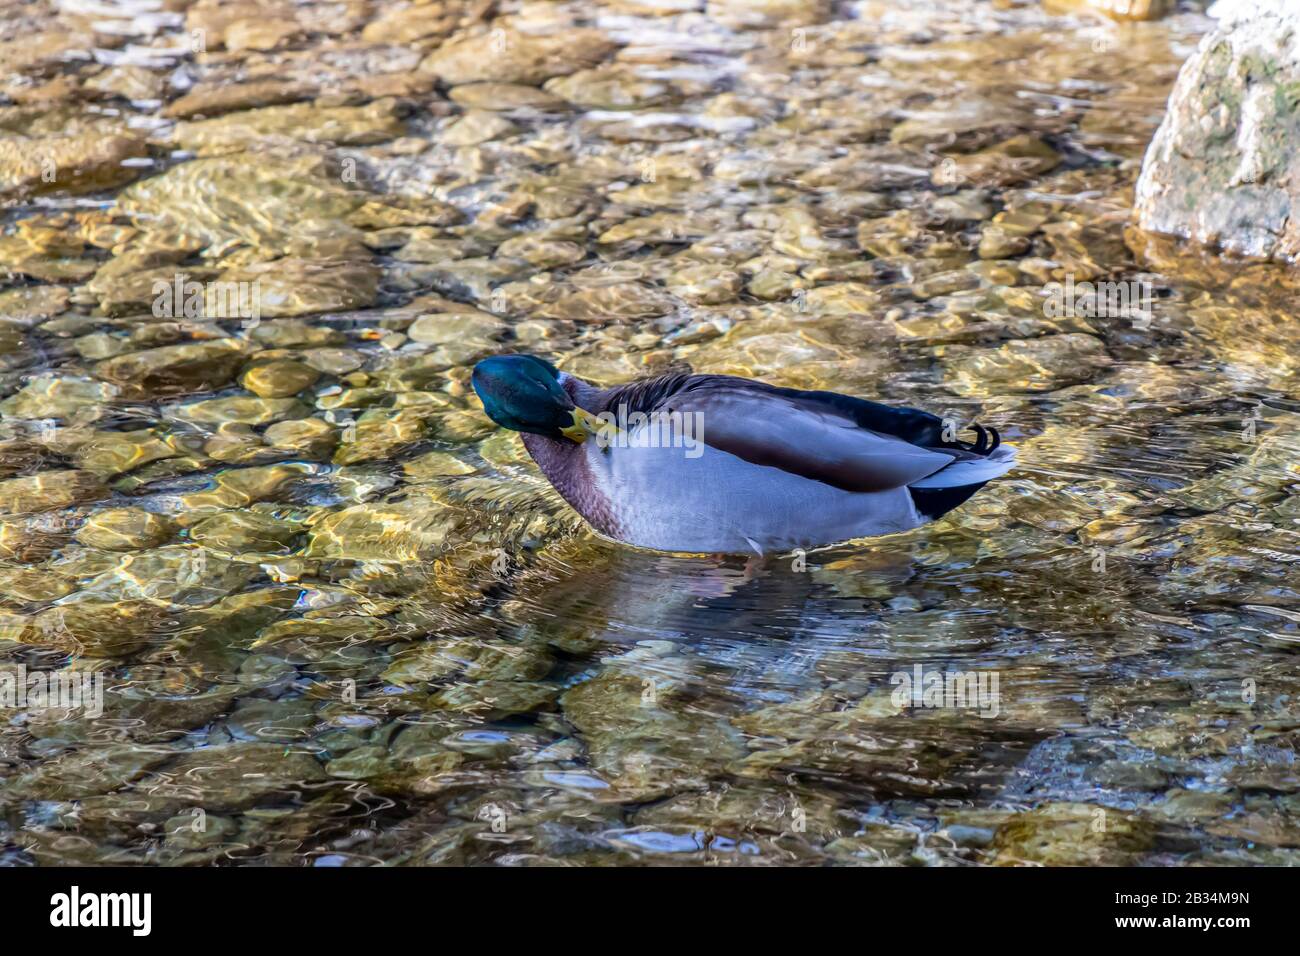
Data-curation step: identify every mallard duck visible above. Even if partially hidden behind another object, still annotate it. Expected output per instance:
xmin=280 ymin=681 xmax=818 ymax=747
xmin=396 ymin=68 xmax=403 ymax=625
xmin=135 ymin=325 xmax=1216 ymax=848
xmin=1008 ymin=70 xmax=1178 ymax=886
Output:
xmin=471 ymin=354 xmax=1016 ymax=555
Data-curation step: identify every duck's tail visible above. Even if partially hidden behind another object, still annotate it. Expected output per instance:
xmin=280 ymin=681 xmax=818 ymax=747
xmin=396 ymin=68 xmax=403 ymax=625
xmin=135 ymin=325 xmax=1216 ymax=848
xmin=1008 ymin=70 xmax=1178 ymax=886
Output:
xmin=906 ymin=435 xmax=1015 ymax=520
xmin=908 ymin=442 xmax=1016 ymax=489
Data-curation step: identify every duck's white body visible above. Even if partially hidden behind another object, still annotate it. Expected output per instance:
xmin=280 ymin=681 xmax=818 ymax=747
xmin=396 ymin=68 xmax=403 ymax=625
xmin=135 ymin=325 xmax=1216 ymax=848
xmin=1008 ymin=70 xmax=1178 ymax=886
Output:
xmin=578 ymin=427 xmax=928 ymax=554
xmin=514 ymin=371 xmax=1017 ymax=556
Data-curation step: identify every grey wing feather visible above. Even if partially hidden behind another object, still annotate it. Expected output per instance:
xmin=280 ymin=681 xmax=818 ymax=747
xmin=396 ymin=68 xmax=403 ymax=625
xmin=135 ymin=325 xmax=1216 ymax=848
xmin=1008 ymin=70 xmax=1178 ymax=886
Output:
xmin=640 ymin=382 xmax=959 ymax=493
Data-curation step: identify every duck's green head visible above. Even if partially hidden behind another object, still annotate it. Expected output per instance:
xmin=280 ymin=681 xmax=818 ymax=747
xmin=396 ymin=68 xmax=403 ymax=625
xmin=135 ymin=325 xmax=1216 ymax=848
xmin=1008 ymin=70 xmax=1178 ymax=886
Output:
xmin=472 ymin=354 xmax=591 ymax=443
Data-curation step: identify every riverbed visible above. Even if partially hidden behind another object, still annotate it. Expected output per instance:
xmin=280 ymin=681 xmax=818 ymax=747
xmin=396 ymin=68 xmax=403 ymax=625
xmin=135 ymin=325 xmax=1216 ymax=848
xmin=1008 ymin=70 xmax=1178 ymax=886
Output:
xmin=1 ymin=0 xmax=1298 ymax=865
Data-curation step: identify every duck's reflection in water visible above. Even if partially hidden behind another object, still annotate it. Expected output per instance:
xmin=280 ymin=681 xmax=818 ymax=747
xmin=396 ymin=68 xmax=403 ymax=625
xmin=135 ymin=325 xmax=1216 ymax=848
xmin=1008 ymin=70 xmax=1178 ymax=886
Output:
xmin=497 ymin=537 xmax=1052 ymax=816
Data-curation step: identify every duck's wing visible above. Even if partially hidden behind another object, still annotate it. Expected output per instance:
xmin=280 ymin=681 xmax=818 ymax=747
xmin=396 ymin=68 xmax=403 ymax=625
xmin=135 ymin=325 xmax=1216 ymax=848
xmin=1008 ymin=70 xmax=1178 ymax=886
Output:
xmin=600 ymin=374 xmax=994 ymax=494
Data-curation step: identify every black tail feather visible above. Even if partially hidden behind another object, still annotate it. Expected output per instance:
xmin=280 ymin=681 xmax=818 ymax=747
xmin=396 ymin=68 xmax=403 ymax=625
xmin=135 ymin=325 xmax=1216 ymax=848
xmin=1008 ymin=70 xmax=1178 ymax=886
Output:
xmin=909 ymin=482 xmax=989 ymax=520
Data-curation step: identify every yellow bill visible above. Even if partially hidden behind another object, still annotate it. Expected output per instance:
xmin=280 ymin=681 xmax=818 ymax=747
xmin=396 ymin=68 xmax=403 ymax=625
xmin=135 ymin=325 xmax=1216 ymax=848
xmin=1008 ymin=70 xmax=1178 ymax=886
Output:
xmin=559 ymin=407 xmax=604 ymax=443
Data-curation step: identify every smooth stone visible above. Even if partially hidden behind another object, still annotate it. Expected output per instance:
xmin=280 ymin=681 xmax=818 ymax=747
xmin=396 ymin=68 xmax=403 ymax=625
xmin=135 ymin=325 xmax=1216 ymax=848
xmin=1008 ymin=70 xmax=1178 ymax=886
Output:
xmin=545 ymin=68 xmax=676 ymax=110
xmin=441 ymin=111 xmax=518 ymax=147
xmin=0 ymin=470 xmax=109 ymax=515
xmin=189 ymin=511 xmax=301 ymax=553
xmin=934 ymin=135 xmax=1061 ymax=188
xmin=0 ymin=374 xmax=119 ymax=419
xmin=240 ymin=360 xmax=321 ymax=398
xmin=173 ymin=396 xmax=310 ymax=426
xmin=174 ymin=100 xmax=406 ymax=152
xmin=421 ymin=29 xmax=617 ymax=86
xmin=251 ymin=320 xmax=347 ymax=349
xmin=449 ymin=83 xmax=567 ymax=111
xmin=163 ymin=79 xmax=314 ymax=119
xmin=76 ymin=508 xmax=178 ymax=550
xmin=94 ymin=339 xmax=249 ymax=398
xmin=0 ymin=132 xmax=147 ymax=199
xmin=407 ymin=311 xmax=508 ymax=346
xmin=262 ymin=417 xmax=337 ymax=457
xmin=403 ymin=451 xmax=476 ymax=480
xmin=74 ymin=430 xmax=179 ymax=478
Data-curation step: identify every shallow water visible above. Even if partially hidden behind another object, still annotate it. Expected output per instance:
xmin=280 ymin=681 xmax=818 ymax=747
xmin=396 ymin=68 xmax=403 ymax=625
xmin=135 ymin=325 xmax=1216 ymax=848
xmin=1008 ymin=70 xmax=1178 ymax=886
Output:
xmin=1 ymin=0 xmax=1298 ymax=865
